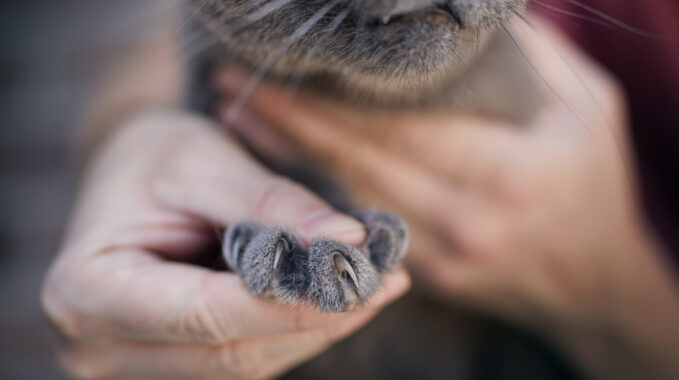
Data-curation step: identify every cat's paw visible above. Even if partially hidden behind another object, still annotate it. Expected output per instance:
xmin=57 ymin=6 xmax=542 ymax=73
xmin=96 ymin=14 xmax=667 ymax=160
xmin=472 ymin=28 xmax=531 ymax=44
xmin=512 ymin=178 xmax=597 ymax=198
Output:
xmin=223 ymin=220 xmax=261 ymax=273
xmin=224 ymin=222 xmax=309 ymax=304
xmin=307 ymin=239 xmax=379 ymax=312
xmin=223 ymin=210 xmax=409 ymax=313
xmin=354 ymin=208 xmax=409 ymax=273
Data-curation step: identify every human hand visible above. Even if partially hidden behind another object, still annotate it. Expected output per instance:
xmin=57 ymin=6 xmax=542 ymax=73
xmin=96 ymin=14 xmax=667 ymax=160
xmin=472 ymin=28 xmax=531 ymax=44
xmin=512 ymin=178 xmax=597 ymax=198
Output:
xmin=219 ymin=18 xmax=679 ymax=379
xmin=42 ymin=111 xmax=409 ymax=380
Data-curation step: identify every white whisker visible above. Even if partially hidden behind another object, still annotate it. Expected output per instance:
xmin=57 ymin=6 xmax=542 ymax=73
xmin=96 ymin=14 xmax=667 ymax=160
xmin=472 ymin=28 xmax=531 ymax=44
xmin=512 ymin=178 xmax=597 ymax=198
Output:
xmin=498 ymin=23 xmax=591 ymax=134
xmin=557 ymin=0 xmax=671 ymax=40
xmin=224 ymin=0 xmax=343 ymax=123
xmin=285 ymin=6 xmax=352 ymax=95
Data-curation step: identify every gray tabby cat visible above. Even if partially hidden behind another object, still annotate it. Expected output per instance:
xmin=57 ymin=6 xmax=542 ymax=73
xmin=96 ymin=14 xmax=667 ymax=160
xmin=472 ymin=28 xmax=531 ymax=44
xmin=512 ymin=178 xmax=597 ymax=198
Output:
xmin=188 ymin=0 xmax=577 ymax=379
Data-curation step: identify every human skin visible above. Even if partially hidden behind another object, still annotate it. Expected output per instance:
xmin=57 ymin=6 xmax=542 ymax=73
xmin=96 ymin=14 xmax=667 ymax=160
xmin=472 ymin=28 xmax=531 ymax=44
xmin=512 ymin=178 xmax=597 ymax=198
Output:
xmin=41 ymin=111 xmax=410 ymax=380
xmin=219 ymin=19 xmax=679 ymax=380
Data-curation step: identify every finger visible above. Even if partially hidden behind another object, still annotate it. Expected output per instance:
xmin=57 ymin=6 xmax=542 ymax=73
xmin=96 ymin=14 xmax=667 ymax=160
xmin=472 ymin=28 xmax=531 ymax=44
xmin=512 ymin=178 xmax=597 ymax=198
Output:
xmin=148 ymin=120 xmax=365 ymax=245
xmin=219 ymin=72 xmax=480 ymax=230
xmin=61 ymin=306 xmax=382 ymax=380
xmin=217 ymin=70 xmax=536 ymax=208
xmin=506 ymin=17 xmax=624 ymax=135
xmin=223 ymin=102 xmax=302 ymax=165
xmin=47 ymin=247 xmax=409 ymax=344
xmin=222 ymin=87 xmax=525 ymax=190
xmin=365 ymin=115 xmax=526 ymax=187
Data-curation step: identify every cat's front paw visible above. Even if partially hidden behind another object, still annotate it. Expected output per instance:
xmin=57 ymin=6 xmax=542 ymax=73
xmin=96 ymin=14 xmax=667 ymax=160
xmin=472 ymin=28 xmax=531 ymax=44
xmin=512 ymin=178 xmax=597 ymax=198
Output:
xmin=224 ymin=222 xmax=309 ymax=304
xmin=354 ymin=208 xmax=409 ymax=273
xmin=307 ymin=239 xmax=379 ymax=312
xmin=223 ymin=210 xmax=409 ymax=313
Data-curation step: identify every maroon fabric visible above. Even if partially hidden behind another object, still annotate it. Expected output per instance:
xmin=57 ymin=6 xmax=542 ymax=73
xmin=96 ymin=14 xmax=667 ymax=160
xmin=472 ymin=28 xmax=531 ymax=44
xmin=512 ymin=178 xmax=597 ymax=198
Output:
xmin=534 ymin=0 xmax=679 ymax=267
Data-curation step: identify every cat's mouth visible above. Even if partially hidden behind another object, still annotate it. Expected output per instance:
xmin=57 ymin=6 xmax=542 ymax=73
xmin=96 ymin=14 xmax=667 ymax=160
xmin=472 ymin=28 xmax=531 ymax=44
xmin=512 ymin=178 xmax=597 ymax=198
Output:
xmin=369 ymin=2 xmax=462 ymax=29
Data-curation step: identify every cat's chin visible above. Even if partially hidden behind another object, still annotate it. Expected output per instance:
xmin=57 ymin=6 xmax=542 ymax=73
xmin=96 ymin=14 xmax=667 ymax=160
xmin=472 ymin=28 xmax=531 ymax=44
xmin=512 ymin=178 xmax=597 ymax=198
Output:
xmin=282 ymin=27 xmax=494 ymax=108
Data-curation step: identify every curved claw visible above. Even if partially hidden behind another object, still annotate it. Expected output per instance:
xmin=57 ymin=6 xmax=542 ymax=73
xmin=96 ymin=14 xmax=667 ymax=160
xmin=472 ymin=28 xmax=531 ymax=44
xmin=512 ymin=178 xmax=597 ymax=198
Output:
xmin=230 ymin=236 xmax=243 ymax=269
xmin=333 ymin=254 xmax=359 ymax=290
xmin=273 ymin=239 xmax=289 ymax=269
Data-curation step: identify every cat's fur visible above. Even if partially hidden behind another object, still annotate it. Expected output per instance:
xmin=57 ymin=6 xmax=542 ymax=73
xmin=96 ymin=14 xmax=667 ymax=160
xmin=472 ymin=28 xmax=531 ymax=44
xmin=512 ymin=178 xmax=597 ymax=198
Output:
xmin=224 ymin=209 xmax=406 ymax=312
xmin=189 ymin=0 xmax=539 ymax=117
xmin=187 ymin=0 xmax=579 ymax=378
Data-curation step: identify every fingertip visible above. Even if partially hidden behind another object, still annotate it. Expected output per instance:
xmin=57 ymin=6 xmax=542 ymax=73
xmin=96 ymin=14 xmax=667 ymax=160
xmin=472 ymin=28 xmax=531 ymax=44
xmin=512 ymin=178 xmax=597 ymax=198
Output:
xmin=301 ymin=209 xmax=366 ymax=246
xmin=382 ymin=267 xmax=412 ymax=300
xmin=356 ymin=268 xmax=411 ymax=311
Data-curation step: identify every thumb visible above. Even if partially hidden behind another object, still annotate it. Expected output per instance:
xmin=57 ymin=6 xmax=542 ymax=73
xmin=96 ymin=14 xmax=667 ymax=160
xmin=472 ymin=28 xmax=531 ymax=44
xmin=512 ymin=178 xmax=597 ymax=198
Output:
xmin=149 ymin=122 xmax=365 ymax=245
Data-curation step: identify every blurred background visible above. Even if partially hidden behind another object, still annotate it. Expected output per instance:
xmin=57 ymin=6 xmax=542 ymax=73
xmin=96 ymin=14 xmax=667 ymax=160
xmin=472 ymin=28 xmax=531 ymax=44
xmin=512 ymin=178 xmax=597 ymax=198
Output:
xmin=0 ymin=2 xmax=160 ymax=378
xmin=1 ymin=1 xmax=678 ymax=379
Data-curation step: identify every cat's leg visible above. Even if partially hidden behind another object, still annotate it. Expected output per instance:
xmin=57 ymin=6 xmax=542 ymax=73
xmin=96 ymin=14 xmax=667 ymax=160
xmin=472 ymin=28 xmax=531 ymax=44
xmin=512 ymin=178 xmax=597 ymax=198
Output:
xmin=307 ymin=240 xmax=379 ymax=313
xmin=353 ymin=209 xmax=409 ymax=273
xmin=224 ymin=222 xmax=309 ymax=304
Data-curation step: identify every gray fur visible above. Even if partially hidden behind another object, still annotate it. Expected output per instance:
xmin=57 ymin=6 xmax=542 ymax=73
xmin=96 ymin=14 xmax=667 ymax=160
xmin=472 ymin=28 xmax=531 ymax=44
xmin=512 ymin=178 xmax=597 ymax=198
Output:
xmin=228 ymin=225 xmax=307 ymax=300
xmin=222 ymin=219 xmax=261 ymax=272
xmin=354 ymin=208 xmax=409 ymax=272
xmin=223 ymin=209 xmax=408 ymax=312
xmin=189 ymin=0 xmax=531 ymax=111
xmin=307 ymin=239 xmax=380 ymax=312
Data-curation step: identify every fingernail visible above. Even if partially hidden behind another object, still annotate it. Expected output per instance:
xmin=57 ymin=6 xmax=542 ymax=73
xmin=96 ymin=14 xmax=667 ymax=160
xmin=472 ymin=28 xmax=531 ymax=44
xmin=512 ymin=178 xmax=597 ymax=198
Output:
xmin=304 ymin=209 xmax=366 ymax=245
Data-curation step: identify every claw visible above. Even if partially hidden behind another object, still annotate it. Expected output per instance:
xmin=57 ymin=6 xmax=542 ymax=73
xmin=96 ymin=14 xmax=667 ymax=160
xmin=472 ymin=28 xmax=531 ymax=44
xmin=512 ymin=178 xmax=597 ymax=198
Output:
xmin=333 ymin=254 xmax=359 ymax=290
xmin=230 ymin=235 xmax=243 ymax=268
xmin=273 ymin=239 xmax=288 ymax=269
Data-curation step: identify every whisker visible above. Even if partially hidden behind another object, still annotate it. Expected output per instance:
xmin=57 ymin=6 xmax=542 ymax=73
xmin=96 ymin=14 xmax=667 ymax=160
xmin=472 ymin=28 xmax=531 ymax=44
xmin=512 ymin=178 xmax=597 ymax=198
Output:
xmin=174 ymin=0 xmax=293 ymax=84
xmin=228 ymin=0 xmax=296 ymax=32
xmin=515 ymin=12 xmax=607 ymax=124
xmin=180 ymin=0 xmax=295 ymax=63
xmin=492 ymin=23 xmax=547 ymax=112
xmin=531 ymin=0 xmax=614 ymax=30
xmin=180 ymin=26 xmax=219 ymax=66
xmin=211 ymin=0 xmax=272 ymax=28
xmin=353 ymin=0 xmax=370 ymax=46
xmin=497 ymin=23 xmax=591 ymax=134
xmin=556 ymin=0 xmax=672 ymax=40
xmin=224 ymin=0 xmax=343 ymax=123
xmin=513 ymin=11 xmax=635 ymax=187
xmin=285 ymin=6 xmax=352 ymax=95
xmin=175 ymin=0 xmax=209 ymax=34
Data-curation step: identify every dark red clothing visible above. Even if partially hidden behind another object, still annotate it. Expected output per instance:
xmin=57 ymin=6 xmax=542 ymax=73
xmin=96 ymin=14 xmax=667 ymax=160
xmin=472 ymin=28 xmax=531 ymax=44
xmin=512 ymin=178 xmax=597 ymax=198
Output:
xmin=536 ymin=0 xmax=679 ymax=268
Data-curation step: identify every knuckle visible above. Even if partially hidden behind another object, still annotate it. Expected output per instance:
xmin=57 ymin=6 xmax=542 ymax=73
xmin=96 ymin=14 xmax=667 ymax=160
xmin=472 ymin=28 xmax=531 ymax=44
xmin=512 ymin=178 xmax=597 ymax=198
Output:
xmin=254 ymin=177 xmax=313 ymax=220
xmin=217 ymin=342 xmax=267 ymax=380
xmin=60 ymin=350 xmax=111 ymax=380
xmin=485 ymin=165 xmax=532 ymax=204
xmin=41 ymin=269 xmax=86 ymax=339
xmin=454 ymin=220 xmax=505 ymax=259
xmin=181 ymin=277 xmax=230 ymax=343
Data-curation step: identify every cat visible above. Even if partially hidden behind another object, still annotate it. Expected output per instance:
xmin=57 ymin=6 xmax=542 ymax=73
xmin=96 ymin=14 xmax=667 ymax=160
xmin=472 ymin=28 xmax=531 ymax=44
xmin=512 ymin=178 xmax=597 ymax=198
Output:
xmin=186 ymin=1 xmax=578 ymax=379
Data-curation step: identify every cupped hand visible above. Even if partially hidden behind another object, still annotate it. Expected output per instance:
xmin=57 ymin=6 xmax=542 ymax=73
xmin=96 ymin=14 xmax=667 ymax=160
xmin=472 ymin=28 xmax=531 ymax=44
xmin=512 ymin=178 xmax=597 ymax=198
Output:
xmin=42 ymin=111 xmax=409 ymax=380
xmin=219 ymin=18 xmax=679 ymax=379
